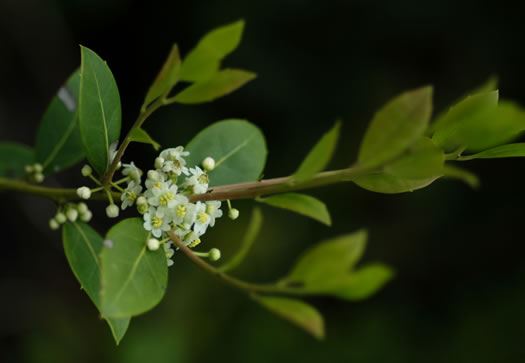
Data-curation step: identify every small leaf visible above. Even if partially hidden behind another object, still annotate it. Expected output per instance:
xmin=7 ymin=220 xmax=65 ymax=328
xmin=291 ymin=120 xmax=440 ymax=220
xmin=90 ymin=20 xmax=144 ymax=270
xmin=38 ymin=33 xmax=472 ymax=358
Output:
xmin=430 ymin=89 xmax=499 ymax=135
xmin=0 ymin=142 xmax=34 ymax=178
xmin=185 ymin=119 xmax=267 ymax=186
xmin=129 ymin=128 xmax=161 ymax=151
xmin=461 ymin=143 xmax=525 ymax=159
xmin=293 ymin=121 xmax=341 ymax=183
xmin=35 ymin=69 xmax=85 ymax=174
xmin=252 ymin=295 xmax=325 ymax=340
xmin=144 ymin=44 xmax=182 ymax=108
xmin=285 ymin=230 xmax=367 ymax=287
xmin=79 ymin=46 xmax=122 ymax=176
xmin=327 ymin=263 xmax=394 ymax=301
xmin=100 ymin=218 xmax=168 ymax=318
xmin=180 ymin=20 xmax=245 ymax=82
xmin=358 ymin=86 xmax=433 ymax=168
xmin=62 ymin=222 xmax=130 ymax=344
xmin=219 ymin=207 xmax=263 ymax=272
xmin=353 ymin=137 xmax=444 ymax=194
xmin=174 ymin=69 xmax=256 ymax=104
xmin=442 ymin=165 xmax=480 ymax=189
xmin=257 ymin=193 xmax=331 ymax=226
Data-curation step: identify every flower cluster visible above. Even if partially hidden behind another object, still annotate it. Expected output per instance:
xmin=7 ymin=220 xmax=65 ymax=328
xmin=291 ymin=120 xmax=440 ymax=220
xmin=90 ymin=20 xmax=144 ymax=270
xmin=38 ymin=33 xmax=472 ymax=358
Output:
xmin=25 ymin=163 xmax=44 ymax=183
xmin=118 ymin=146 xmax=224 ymax=266
xmin=49 ymin=202 xmax=92 ymax=230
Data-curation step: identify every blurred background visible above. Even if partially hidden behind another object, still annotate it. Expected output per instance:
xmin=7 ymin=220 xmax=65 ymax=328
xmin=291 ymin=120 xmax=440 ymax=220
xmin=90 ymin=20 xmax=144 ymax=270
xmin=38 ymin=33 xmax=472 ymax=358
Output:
xmin=2 ymin=0 xmax=525 ymax=362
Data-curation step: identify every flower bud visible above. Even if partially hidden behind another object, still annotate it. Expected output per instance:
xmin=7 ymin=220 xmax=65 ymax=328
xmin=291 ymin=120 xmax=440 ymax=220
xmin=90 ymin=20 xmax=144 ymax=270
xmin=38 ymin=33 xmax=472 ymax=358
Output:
xmin=147 ymin=170 xmax=160 ymax=181
xmin=55 ymin=212 xmax=67 ymax=224
xmin=116 ymin=161 xmax=122 ymax=170
xmin=208 ymin=248 xmax=221 ymax=261
xmin=106 ymin=204 xmax=119 ymax=218
xmin=202 ymin=157 xmax=215 ymax=171
xmin=66 ymin=208 xmax=78 ymax=222
xmin=33 ymin=163 xmax=43 ymax=173
xmin=77 ymin=202 xmax=88 ymax=214
xmin=24 ymin=165 xmax=33 ymax=174
xmin=34 ymin=173 xmax=44 ymax=183
xmin=228 ymin=208 xmax=240 ymax=220
xmin=137 ymin=203 xmax=148 ymax=215
xmin=76 ymin=186 xmax=91 ymax=200
xmin=147 ymin=238 xmax=160 ymax=251
xmin=81 ymin=164 xmax=92 ymax=176
xmin=154 ymin=157 xmax=164 ymax=170
xmin=49 ymin=218 xmax=60 ymax=230
xmin=80 ymin=210 xmax=93 ymax=222
xmin=136 ymin=196 xmax=147 ymax=206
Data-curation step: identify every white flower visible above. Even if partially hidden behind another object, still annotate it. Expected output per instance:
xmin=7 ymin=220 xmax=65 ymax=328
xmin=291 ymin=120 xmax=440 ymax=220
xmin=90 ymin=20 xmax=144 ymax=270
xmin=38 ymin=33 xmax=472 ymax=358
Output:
xmin=145 ymin=169 xmax=167 ymax=191
xmin=76 ymin=186 xmax=91 ymax=200
xmin=193 ymin=201 xmax=211 ymax=235
xmin=205 ymin=200 xmax=223 ymax=227
xmin=121 ymin=180 xmax=143 ymax=210
xmin=186 ymin=166 xmax=209 ymax=194
xmin=122 ymin=161 xmax=142 ymax=182
xmin=106 ymin=204 xmax=119 ymax=218
xmin=167 ymin=194 xmax=192 ymax=225
xmin=183 ymin=231 xmax=202 ymax=248
xmin=143 ymin=207 xmax=171 ymax=238
xmin=159 ymin=146 xmax=190 ymax=176
xmin=202 ymin=157 xmax=215 ymax=171
xmin=147 ymin=181 xmax=178 ymax=212
xmin=228 ymin=208 xmax=240 ymax=220
xmin=147 ymin=238 xmax=160 ymax=251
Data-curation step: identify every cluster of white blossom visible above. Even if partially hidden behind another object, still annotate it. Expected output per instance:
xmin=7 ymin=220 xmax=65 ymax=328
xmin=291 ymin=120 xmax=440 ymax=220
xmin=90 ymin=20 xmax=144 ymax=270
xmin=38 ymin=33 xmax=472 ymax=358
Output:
xmin=49 ymin=202 xmax=92 ymax=230
xmin=118 ymin=146 xmax=225 ymax=266
xmin=24 ymin=162 xmax=44 ymax=183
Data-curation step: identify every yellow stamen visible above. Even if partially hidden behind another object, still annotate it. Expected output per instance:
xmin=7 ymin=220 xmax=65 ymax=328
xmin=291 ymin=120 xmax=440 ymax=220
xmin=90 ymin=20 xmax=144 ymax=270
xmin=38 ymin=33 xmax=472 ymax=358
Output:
xmin=126 ymin=191 xmax=137 ymax=201
xmin=197 ymin=212 xmax=209 ymax=223
xmin=152 ymin=216 xmax=162 ymax=228
xmin=159 ymin=192 xmax=174 ymax=206
xmin=197 ymin=174 xmax=209 ymax=184
xmin=176 ymin=205 xmax=187 ymax=217
xmin=188 ymin=238 xmax=201 ymax=248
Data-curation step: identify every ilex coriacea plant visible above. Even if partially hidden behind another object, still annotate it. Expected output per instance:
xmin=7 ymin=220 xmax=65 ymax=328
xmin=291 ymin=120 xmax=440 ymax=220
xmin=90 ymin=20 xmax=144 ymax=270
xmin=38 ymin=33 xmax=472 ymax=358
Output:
xmin=2 ymin=20 xmax=525 ymax=344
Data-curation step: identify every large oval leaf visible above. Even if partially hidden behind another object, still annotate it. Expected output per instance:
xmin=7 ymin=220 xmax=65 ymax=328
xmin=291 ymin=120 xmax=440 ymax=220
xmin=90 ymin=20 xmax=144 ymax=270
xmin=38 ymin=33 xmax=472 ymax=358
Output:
xmin=100 ymin=218 xmax=168 ymax=318
xmin=79 ymin=46 xmax=122 ymax=176
xmin=257 ymin=193 xmax=331 ymax=226
xmin=185 ymin=119 xmax=267 ymax=186
xmin=35 ymin=69 xmax=85 ymax=174
xmin=358 ymin=86 xmax=433 ymax=168
xmin=62 ymin=222 xmax=130 ymax=344
xmin=0 ymin=142 xmax=34 ymax=178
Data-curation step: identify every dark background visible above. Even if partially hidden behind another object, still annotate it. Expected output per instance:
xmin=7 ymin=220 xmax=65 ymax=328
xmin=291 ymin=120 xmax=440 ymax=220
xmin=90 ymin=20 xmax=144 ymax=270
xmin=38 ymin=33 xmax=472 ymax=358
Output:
xmin=1 ymin=0 xmax=525 ymax=362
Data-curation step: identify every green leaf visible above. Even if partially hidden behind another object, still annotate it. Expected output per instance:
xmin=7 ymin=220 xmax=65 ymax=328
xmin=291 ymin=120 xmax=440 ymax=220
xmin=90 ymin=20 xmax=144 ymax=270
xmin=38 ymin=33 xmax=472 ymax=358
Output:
xmin=257 ymin=193 xmax=331 ymax=226
xmin=358 ymin=86 xmax=433 ymax=168
xmin=78 ymin=46 xmax=122 ymax=176
xmin=251 ymin=295 xmax=324 ymax=340
xmin=353 ymin=137 xmax=444 ymax=193
xmin=0 ymin=142 xmax=34 ymax=178
xmin=460 ymin=143 xmax=525 ymax=159
xmin=174 ymin=69 xmax=256 ymax=104
xmin=62 ymin=222 xmax=130 ymax=344
xmin=100 ymin=218 xmax=168 ymax=318
xmin=219 ymin=207 xmax=263 ymax=272
xmin=35 ymin=69 xmax=85 ymax=174
xmin=430 ymin=89 xmax=499 ymax=135
xmin=442 ymin=165 xmax=480 ymax=189
xmin=143 ymin=44 xmax=182 ymax=108
xmin=326 ymin=263 xmax=394 ymax=301
xmin=185 ymin=119 xmax=267 ymax=186
xmin=129 ymin=128 xmax=161 ymax=151
xmin=180 ymin=20 xmax=245 ymax=82
xmin=292 ymin=121 xmax=341 ymax=183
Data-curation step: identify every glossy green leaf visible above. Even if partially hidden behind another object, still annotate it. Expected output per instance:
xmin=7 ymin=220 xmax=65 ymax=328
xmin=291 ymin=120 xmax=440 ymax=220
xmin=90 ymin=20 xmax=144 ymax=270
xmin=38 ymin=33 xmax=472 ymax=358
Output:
xmin=219 ymin=207 xmax=263 ymax=272
xmin=430 ymin=90 xmax=498 ymax=136
xmin=358 ymin=86 xmax=433 ymax=168
xmin=100 ymin=218 xmax=168 ymax=318
xmin=353 ymin=137 xmax=444 ymax=193
xmin=443 ymin=165 xmax=480 ymax=189
xmin=129 ymin=128 xmax=161 ymax=151
xmin=293 ymin=121 xmax=341 ymax=183
xmin=326 ymin=263 xmax=394 ymax=301
xmin=434 ymin=101 xmax=525 ymax=152
xmin=0 ymin=142 xmax=34 ymax=178
xmin=62 ymin=222 xmax=130 ymax=344
xmin=460 ymin=143 xmax=525 ymax=159
xmin=252 ymin=295 xmax=324 ymax=340
xmin=185 ymin=119 xmax=267 ymax=186
xmin=35 ymin=69 xmax=85 ymax=174
xmin=144 ymin=44 xmax=181 ymax=108
xmin=174 ymin=69 xmax=256 ymax=104
xmin=180 ymin=20 xmax=245 ymax=82
xmin=257 ymin=193 xmax=331 ymax=226
xmin=79 ymin=46 xmax=122 ymax=176
xmin=285 ymin=230 xmax=367 ymax=286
